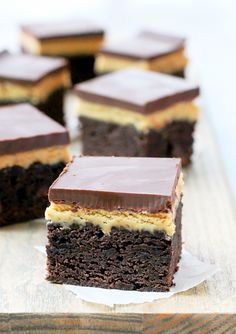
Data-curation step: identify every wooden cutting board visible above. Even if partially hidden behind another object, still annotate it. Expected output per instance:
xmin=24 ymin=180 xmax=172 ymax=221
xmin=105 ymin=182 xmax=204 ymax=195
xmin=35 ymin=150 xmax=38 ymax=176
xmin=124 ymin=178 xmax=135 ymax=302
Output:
xmin=0 ymin=112 xmax=236 ymax=333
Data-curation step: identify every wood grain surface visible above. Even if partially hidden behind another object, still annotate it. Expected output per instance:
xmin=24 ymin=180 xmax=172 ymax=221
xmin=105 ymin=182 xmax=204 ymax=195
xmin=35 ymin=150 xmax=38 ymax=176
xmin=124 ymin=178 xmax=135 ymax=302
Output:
xmin=0 ymin=112 xmax=236 ymax=332
xmin=1 ymin=314 xmax=236 ymax=333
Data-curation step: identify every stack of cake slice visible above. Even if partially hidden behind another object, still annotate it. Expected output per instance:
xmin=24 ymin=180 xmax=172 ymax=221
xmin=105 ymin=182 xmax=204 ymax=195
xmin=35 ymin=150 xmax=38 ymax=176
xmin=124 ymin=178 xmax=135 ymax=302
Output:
xmin=20 ymin=20 xmax=105 ymax=84
xmin=74 ymin=69 xmax=200 ymax=165
xmin=0 ymin=103 xmax=70 ymax=226
xmin=46 ymin=156 xmax=183 ymax=292
xmin=0 ymin=51 xmax=70 ymax=124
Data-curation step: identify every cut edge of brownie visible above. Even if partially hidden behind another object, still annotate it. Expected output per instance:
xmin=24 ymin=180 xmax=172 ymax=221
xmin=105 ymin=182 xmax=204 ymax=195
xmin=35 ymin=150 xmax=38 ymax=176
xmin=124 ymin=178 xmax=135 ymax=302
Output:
xmin=0 ymin=161 xmax=66 ymax=226
xmin=66 ymin=55 xmax=96 ymax=84
xmin=36 ymin=87 xmax=65 ymax=125
xmin=46 ymin=201 xmax=182 ymax=292
xmin=79 ymin=116 xmax=195 ymax=166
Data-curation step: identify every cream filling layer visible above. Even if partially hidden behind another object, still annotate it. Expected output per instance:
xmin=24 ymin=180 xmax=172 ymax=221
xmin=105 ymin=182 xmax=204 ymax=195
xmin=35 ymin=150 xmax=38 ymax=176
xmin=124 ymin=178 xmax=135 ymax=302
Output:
xmin=0 ymin=145 xmax=70 ymax=169
xmin=76 ymin=98 xmax=199 ymax=132
xmin=20 ymin=32 xmax=104 ymax=56
xmin=46 ymin=174 xmax=183 ymax=237
xmin=95 ymin=50 xmax=187 ymax=74
xmin=0 ymin=68 xmax=70 ymax=103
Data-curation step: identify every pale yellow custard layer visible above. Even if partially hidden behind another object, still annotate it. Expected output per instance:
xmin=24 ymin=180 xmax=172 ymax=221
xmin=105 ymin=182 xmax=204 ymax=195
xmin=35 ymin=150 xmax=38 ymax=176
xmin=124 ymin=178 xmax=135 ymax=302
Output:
xmin=0 ymin=145 xmax=70 ymax=169
xmin=95 ymin=50 xmax=187 ymax=74
xmin=0 ymin=68 xmax=70 ymax=103
xmin=76 ymin=98 xmax=199 ymax=132
xmin=46 ymin=174 xmax=183 ymax=237
xmin=20 ymin=32 xmax=104 ymax=56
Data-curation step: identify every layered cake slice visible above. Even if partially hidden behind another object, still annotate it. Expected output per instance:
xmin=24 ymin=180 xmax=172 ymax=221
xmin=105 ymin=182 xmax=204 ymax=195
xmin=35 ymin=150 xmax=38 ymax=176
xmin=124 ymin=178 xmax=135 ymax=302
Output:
xmin=20 ymin=20 xmax=105 ymax=84
xmin=75 ymin=69 xmax=200 ymax=166
xmin=0 ymin=51 xmax=70 ymax=124
xmin=95 ymin=31 xmax=187 ymax=77
xmin=46 ymin=156 xmax=183 ymax=291
xmin=0 ymin=103 xmax=70 ymax=226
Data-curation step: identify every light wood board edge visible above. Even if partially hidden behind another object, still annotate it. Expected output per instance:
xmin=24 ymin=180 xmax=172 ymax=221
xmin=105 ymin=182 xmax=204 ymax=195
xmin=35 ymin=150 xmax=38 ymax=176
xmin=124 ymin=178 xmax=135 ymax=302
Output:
xmin=1 ymin=313 xmax=236 ymax=334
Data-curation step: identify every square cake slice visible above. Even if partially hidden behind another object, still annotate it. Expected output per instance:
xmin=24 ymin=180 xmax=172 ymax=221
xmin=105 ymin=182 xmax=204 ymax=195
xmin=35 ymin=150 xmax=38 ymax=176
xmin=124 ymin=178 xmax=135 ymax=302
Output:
xmin=74 ymin=69 xmax=200 ymax=166
xmin=0 ymin=103 xmax=70 ymax=226
xmin=20 ymin=20 xmax=105 ymax=84
xmin=95 ymin=31 xmax=187 ymax=77
xmin=46 ymin=156 xmax=183 ymax=292
xmin=0 ymin=51 xmax=70 ymax=124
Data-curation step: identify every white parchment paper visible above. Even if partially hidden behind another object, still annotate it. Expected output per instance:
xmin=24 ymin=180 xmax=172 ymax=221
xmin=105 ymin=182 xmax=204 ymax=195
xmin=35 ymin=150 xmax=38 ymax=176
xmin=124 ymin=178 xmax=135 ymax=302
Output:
xmin=35 ymin=246 xmax=218 ymax=306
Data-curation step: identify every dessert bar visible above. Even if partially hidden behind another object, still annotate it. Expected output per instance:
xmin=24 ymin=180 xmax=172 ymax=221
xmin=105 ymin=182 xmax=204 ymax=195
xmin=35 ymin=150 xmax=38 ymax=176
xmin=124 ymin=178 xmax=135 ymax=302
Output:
xmin=95 ymin=31 xmax=187 ymax=77
xmin=20 ymin=20 xmax=104 ymax=84
xmin=46 ymin=156 xmax=183 ymax=291
xmin=0 ymin=51 xmax=70 ymax=124
xmin=0 ymin=103 xmax=70 ymax=225
xmin=75 ymin=69 xmax=200 ymax=165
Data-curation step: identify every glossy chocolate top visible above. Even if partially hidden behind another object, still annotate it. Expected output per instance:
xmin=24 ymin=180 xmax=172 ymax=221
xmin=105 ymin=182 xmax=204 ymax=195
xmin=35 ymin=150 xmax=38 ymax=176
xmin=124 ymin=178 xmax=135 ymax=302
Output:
xmin=0 ymin=104 xmax=69 ymax=155
xmin=99 ymin=31 xmax=185 ymax=60
xmin=49 ymin=156 xmax=181 ymax=213
xmin=0 ymin=51 xmax=67 ymax=83
xmin=21 ymin=20 xmax=104 ymax=40
xmin=75 ymin=69 xmax=200 ymax=113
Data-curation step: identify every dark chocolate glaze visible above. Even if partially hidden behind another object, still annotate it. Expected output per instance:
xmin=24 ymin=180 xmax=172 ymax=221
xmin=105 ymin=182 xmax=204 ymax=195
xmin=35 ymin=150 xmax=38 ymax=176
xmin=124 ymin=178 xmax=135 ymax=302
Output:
xmin=0 ymin=51 xmax=68 ymax=83
xmin=75 ymin=69 xmax=200 ymax=114
xmin=0 ymin=104 xmax=69 ymax=155
xmin=99 ymin=31 xmax=185 ymax=60
xmin=49 ymin=156 xmax=181 ymax=213
xmin=21 ymin=20 xmax=104 ymax=40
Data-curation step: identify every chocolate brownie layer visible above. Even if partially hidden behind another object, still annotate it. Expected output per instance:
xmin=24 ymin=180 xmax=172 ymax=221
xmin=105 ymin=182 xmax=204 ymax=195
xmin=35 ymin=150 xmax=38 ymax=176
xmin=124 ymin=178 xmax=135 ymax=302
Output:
xmin=67 ymin=55 xmax=95 ymax=84
xmin=0 ymin=87 xmax=65 ymax=125
xmin=0 ymin=161 xmax=65 ymax=226
xmin=46 ymin=202 xmax=182 ymax=291
xmin=36 ymin=87 xmax=65 ymax=124
xmin=172 ymin=69 xmax=185 ymax=78
xmin=80 ymin=117 xmax=195 ymax=166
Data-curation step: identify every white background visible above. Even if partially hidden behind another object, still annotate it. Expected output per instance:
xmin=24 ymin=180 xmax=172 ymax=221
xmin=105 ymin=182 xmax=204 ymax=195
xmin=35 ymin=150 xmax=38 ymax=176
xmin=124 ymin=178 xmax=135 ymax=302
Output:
xmin=0 ymin=0 xmax=235 ymax=201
